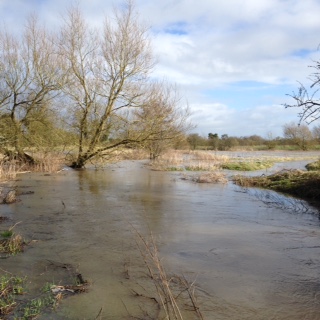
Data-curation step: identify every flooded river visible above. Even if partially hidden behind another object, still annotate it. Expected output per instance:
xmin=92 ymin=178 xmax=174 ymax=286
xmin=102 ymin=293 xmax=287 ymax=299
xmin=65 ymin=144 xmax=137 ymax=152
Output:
xmin=1 ymin=157 xmax=320 ymax=319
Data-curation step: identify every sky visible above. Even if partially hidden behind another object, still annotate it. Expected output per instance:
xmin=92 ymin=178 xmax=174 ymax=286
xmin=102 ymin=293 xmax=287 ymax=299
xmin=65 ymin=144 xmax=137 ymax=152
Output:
xmin=1 ymin=0 xmax=320 ymax=138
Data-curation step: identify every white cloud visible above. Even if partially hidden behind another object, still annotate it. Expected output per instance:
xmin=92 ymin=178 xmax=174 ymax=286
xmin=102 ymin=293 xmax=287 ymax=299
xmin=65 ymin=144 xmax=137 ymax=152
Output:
xmin=190 ymin=103 xmax=302 ymax=137
xmin=1 ymin=0 xmax=320 ymax=136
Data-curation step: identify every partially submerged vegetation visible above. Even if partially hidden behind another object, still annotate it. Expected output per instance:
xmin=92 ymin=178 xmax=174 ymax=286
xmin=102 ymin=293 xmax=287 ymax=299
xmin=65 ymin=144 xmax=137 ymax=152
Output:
xmin=306 ymin=159 xmax=320 ymax=171
xmin=130 ymin=228 xmax=204 ymax=320
xmin=0 ymin=271 xmax=88 ymax=319
xmin=149 ymin=150 xmax=319 ymax=173
xmin=0 ymin=218 xmax=89 ymax=318
xmin=233 ymin=169 xmax=320 ymax=202
xmin=0 ymin=224 xmax=25 ymax=257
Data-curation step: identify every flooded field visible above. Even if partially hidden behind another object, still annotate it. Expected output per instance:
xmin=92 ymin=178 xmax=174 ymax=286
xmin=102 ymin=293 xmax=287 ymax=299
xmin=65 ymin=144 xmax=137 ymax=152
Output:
xmin=1 ymin=153 xmax=320 ymax=319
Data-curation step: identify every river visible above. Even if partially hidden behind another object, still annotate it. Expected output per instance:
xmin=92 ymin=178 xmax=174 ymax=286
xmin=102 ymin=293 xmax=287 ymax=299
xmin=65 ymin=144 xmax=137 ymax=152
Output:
xmin=1 ymin=157 xmax=320 ymax=319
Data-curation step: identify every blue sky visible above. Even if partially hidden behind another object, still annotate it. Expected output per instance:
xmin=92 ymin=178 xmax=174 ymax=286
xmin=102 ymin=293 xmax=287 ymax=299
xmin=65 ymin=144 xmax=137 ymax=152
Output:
xmin=1 ymin=0 xmax=320 ymax=137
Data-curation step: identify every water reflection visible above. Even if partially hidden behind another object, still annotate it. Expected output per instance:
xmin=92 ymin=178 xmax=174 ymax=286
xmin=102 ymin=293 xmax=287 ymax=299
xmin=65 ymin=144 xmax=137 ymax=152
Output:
xmin=1 ymin=160 xmax=320 ymax=319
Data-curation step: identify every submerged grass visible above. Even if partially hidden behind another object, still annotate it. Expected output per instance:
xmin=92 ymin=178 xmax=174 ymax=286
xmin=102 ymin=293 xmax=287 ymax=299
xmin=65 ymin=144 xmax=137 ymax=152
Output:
xmin=0 ymin=266 xmax=89 ymax=319
xmin=0 ymin=274 xmax=25 ymax=317
xmin=233 ymin=170 xmax=320 ymax=201
xmin=0 ymin=273 xmax=60 ymax=320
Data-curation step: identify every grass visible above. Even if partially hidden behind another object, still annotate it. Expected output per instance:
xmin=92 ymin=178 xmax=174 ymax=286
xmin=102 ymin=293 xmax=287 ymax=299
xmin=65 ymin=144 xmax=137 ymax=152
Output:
xmin=0 ymin=273 xmax=60 ymax=320
xmin=149 ymin=149 xmax=318 ymax=173
xmin=193 ymin=172 xmax=228 ymax=184
xmin=181 ymin=172 xmax=228 ymax=184
xmin=0 ymin=224 xmax=25 ymax=256
xmin=221 ymin=160 xmax=274 ymax=171
xmin=0 ymin=274 xmax=25 ymax=317
xmin=0 ymin=151 xmax=66 ymax=181
xmin=233 ymin=169 xmax=320 ymax=201
xmin=306 ymin=159 xmax=320 ymax=171
xmin=0 ymin=268 xmax=89 ymax=319
xmin=149 ymin=150 xmax=228 ymax=172
xmin=0 ymin=158 xmax=18 ymax=181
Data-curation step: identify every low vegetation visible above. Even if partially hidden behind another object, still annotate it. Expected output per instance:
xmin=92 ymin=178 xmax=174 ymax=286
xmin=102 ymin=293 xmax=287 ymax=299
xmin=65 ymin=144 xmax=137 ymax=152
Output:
xmin=0 ymin=274 xmax=25 ymax=317
xmin=0 ymin=273 xmax=66 ymax=319
xmin=233 ymin=169 xmax=320 ymax=201
xmin=0 ymin=225 xmax=25 ymax=257
xmin=221 ymin=160 xmax=274 ymax=171
xmin=306 ymin=159 xmax=320 ymax=171
xmin=0 ymin=266 xmax=88 ymax=319
xmin=0 ymin=159 xmax=18 ymax=181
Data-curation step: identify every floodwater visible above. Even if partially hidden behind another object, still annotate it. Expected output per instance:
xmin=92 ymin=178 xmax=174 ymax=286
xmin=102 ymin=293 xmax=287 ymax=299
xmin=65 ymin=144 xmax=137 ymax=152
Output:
xmin=1 ymin=157 xmax=320 ymax=319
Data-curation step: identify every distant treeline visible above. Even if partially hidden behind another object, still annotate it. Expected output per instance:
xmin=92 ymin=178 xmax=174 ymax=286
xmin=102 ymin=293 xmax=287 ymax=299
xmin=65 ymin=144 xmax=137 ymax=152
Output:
xmin=187 ymin=122 xmax=320 ymax=151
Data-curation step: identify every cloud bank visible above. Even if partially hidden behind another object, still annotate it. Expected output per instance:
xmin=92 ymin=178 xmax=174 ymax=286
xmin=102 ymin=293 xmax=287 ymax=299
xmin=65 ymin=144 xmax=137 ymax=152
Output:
xmin=2 ymin=0 xmax=320 ymax=137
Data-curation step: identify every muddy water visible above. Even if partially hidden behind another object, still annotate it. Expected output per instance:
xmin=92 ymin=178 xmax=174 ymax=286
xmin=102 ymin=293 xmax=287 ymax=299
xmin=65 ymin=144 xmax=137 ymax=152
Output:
xmin=1 ymin=160 xmax=320 ymax=319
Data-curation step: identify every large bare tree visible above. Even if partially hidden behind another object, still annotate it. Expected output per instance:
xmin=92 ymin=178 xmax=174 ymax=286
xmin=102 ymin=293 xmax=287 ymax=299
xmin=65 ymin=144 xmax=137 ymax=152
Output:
xmin=59 ymin=1 xmax=158 ymax=168
xmin=0 ymin=16 xmax=61 ymax=162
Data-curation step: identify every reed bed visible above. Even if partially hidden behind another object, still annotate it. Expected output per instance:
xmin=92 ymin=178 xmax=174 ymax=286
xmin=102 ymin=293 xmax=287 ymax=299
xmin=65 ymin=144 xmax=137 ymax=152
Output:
xmin=29 ymin=152 xmax=65 ymax=172
xmin=0 ymin=159 xmax=19 ymax=181
xmin=188 ymin=150 xmax=230 ymax=162
xmin=150 ymin=150 xmax=229 ymax=172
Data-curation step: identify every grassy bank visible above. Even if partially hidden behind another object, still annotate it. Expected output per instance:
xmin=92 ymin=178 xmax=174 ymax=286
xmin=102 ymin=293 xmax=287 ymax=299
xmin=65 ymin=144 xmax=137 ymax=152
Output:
xmin=233 ymin=170 xmax=320 ymax=202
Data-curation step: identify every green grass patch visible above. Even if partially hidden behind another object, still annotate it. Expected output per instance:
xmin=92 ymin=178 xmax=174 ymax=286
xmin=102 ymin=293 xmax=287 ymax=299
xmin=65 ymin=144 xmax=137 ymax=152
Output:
xmin=306 ymin=160 xmax=320 ymax=171
xmin=0 ymin=274 xmax=26 ymax=317
xmin=0 ymin=230 xmax=13 ymax=238
xmin=0 ymin=272 xmax=87 ymax=319
xmin=222 ymin=160 xmax=274 ymax=171
xmin=233 ymin=170 xmax=320 ymax=201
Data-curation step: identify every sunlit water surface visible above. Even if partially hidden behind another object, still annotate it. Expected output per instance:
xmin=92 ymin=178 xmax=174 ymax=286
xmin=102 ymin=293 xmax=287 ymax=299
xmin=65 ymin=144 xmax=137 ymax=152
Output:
xmin=1 ymin=158 xmax=320 ymax=319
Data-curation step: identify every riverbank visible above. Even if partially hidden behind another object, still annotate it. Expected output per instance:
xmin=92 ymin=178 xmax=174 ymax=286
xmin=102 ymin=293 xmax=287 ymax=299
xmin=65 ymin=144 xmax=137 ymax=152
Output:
xmin=232 ymin=159 xmax=320 ymax=208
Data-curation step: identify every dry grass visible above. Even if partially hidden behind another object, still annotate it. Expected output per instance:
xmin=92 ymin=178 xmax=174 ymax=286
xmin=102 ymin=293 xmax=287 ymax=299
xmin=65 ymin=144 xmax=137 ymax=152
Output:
xmin=189 ymin=150 xmax=230 ymax=162
xmin=25 ymin=152 xmax=65 ymax=172
xmin=185 ymin=161 xmax=220 ymax=171
xmin=0 ymin=159 xmax=18 ymax=181
xmin=0 ymin=273 xmax=25 ymax=317
xmin=0 ymin=151 xmax=66 ymax=181
xmin=133 ymin=227 xmax=204 ymax=320
xmin=119 ymin=148 xmax=149 ymax=160
xmin=0 ymin=224 xmax=25 ymax=256
xmin=191 ymin=172 xmax=228 ymax=184
xmin=150 ymin=150 xmax=229 ymax=172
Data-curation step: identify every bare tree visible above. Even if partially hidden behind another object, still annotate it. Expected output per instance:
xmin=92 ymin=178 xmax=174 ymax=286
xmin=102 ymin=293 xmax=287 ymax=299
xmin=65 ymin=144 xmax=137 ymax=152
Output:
xmin=133 ymin=81 xmax=192 ymax=159
xmin=283 ymin=122 xmax=313 ymax=150
xmin=284 ymin=58 xmax=320 ymax=124
xmin=0 ymin=16 xmax=61 ymax=162
xmin=312 ymin=124 xmax=320 ymax=142
xmin=59 ymin=1 xmax=191 ymax=168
